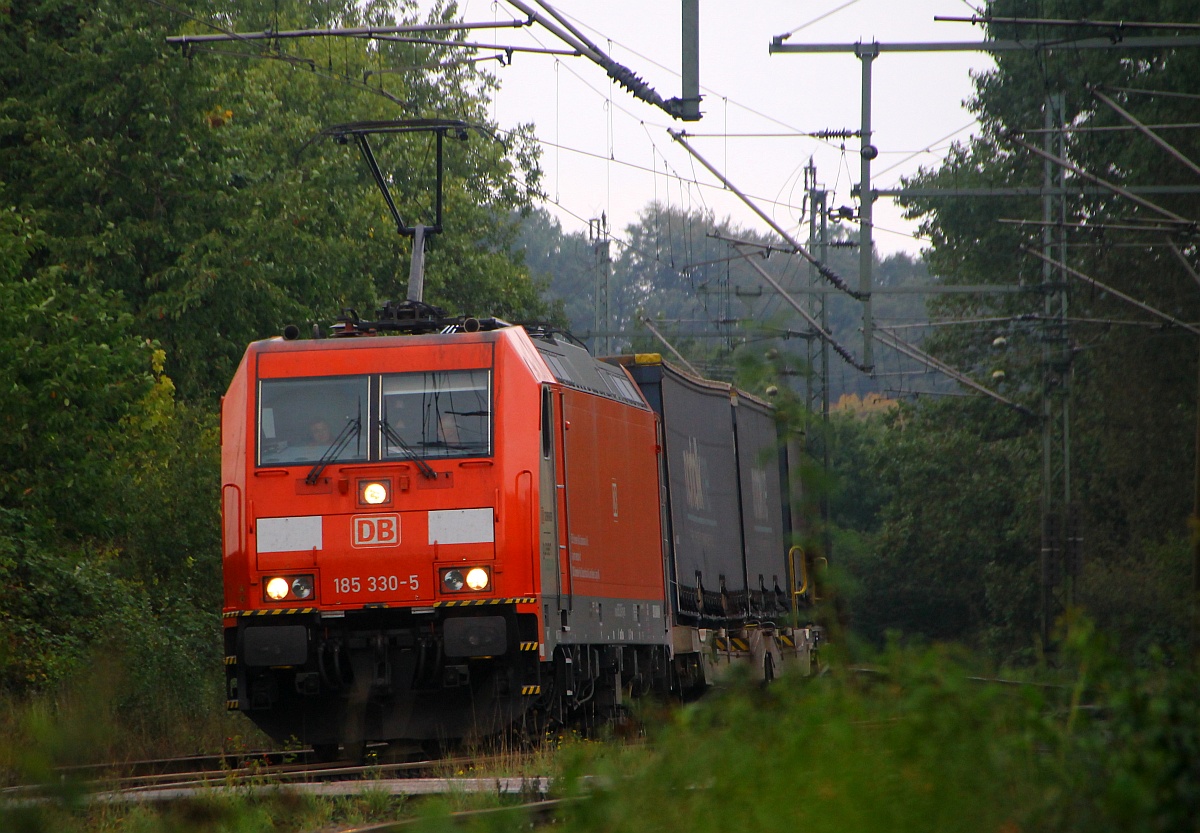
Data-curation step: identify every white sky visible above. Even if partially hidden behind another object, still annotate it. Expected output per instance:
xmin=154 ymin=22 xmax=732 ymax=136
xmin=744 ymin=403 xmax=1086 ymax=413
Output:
xmin=439 ymin=0 xmax=996 ymax=256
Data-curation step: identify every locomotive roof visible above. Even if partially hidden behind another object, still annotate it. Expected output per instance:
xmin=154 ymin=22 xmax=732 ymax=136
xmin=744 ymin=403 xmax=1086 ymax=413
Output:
xmin=241 ymin=326 xmax=649 ymax=410
xmin=530 ymin=334 xmax=648 ymax=409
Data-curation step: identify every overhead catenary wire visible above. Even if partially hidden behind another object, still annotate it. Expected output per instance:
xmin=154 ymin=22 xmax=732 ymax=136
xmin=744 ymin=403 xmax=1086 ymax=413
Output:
xmin=640 ymin=318 xmax=701 ymax=376
xmin=937 ymin=14 xmax=1200 ymax=33
xmin=537 ymin=2 xmax=855 ymax=137
xmin=1090 ymin=85 xmax=1200 ymax=181
xmin=872 ymin=120 xmax=978 ymax=178
xmin=1105 ymin=86 xmax=1200 ymax=102
xmin=526 ymin=0 xmax=982 ymax=214
xmin=997 ymin=217 xmax=1192 ymax=234
xmin=158 ymin=0 xmax=576 ymax=102
xmin=355 ymin=35 xmax=576 ymax=56
xmin=1005 ymin=132 xmax=1195 ymax=225
xmin=726 ymin=241 xmax=870 ymax=373
xmin=147 ymin=0 xmax=419 ymax=107
xmin=165 ymin=18 xmax=537 ymax=45
xmin=873 ymin=329 xmax=1032 ymax=415
xmin=1168 ymin=239 xmax=1200 ymax=291
xmin=155 ymin=0 xmax=946 ymax=390
xmin=168 ymin=0 xmax=944 ymax=363
xmin=493 ymin=19 xmax=732 ymax=222
xmin=1021 ymin=247 xmax=1200 ymax=336
xmin=484 ymin=5 xmax=950 ymax=252
xmin=775 ymin=0 xmax=863 ymax=40
xmin=511 ymin=166 xmax=864 ymax=357
xmin=1022 ymin=121 xmax=1200 ymax=134
xmin=499 ymin=0 xmax=689 ymax=119
xmin=670 ymin=130 xmax=866 ymax=301
xmin=878 ymin=314 xmax=1199 ymax=331
xmin=364 ymin=54 xmax=506 ymax=78
xmin=161 ymin=0 xmax=972 ymax=263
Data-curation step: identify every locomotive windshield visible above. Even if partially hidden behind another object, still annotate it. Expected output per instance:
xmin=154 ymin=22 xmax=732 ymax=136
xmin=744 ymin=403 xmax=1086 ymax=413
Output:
xmin=256 ymin=370 xmax=491 ymax=466
xmin=258 ymin=377 xmax=369 ymax=466
xmin=381 ymin=369 xmax=491 ymax=459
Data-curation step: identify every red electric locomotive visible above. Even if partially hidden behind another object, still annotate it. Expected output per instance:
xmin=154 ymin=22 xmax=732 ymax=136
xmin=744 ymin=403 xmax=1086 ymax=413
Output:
xmin=221 ymin=304 xmax=818 ymax=758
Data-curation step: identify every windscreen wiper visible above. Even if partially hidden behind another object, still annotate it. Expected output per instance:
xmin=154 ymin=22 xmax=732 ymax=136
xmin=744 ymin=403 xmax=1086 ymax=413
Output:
xmin=305 ymin=417 xmax=361 ymax=485
xmin=381 ymin=416 xmax=437 ymax=480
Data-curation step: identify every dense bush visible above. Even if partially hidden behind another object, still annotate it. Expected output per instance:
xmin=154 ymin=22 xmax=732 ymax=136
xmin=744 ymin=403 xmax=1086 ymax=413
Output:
xmin=550 ymin=635 xmax=1200 ymax=833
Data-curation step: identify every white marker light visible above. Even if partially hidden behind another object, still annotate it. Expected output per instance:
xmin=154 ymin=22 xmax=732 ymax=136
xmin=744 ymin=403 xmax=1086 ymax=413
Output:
xmin=361 ymin=481 xmax=389 ymax=505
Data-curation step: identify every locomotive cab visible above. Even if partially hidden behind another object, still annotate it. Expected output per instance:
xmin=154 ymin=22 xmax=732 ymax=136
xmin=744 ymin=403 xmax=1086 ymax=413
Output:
xmin=221 ymin=325 xmax=555 ymax=751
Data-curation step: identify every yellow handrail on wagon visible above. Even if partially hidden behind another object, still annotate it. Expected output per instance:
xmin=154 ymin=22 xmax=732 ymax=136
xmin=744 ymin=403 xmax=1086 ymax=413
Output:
xmin=789 ymin=545 xmax=807 ymax=601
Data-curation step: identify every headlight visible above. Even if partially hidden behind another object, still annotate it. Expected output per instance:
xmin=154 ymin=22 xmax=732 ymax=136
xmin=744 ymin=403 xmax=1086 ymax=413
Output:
xmin=266 ymin=577 xmax=290 ymax=600
xmin=263 ymin=574 xmax=315 ymax=603
xmin=442 ymin=569 xmax=466 ymax=592
xmin=465 ymin=567 xmax=490 ymax=591
xmin=359 ymin=479 xmax=391 ymax=505
xmin=441 ymin=566 xmax=491 ymax=594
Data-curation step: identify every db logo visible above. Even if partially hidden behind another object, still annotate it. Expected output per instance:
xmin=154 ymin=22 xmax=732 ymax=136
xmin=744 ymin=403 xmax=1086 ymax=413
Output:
xmin=353 ymin=514 xmax=401 ymax=547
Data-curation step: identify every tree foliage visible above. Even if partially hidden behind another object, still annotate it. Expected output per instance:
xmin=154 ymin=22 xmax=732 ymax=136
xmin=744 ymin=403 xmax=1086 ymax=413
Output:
xmin=875 ymin=0 xmax=1200 ymax=656
xmin=0 ymin=201 xmax=219 ymax=700
xmin=0 ymin=0 xmax=548 ymax=713
xmin=1 ymin=0 xmax=547 ymax=402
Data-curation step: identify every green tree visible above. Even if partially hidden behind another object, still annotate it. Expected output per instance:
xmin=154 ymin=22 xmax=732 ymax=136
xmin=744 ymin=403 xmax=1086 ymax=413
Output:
xmin=0 ymin=203 xmax=220 ymax=703
xmin=0 ymin=0 xmax=547 ymax=724
xmin=0 ymin=205 xmax=155 ymax=537
xmin=0 ymin=0 xmax=547 ymax=402
xmin=897 ymin=0 xmax=1200 ymax=656
xmin=851 ymin=400 xmax=1041 ymax=657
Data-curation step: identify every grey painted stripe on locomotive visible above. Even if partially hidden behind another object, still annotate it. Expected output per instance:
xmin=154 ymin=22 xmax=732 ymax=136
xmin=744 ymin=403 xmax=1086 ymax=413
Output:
xmin=549 ymin=593 xmax=672 ymax=647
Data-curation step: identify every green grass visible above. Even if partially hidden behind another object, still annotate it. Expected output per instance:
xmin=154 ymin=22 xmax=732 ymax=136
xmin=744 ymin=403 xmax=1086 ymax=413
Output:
xmin=4 ymin=623 xmax=1200 ymax=832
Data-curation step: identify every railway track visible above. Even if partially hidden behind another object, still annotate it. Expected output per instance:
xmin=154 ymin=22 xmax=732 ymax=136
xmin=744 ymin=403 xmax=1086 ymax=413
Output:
xmin=3 ymin=751 xmax=551 ymax=805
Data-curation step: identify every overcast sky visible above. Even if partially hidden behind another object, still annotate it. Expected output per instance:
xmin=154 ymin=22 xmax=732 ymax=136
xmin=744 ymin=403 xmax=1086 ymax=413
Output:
xmin=431 ymin=1 xmax=997 ymax=257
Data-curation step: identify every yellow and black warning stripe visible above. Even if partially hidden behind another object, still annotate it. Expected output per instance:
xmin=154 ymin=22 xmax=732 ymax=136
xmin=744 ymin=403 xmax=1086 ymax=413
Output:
xmin=433 ymin=597 xmax=537 ymax=608
xmin=224 ymin=608 xmax=316 ymax=618
xmin=519 ymin=641 xmax=540 ymax=652
xmin=780 ymin=633 xmax=796 ymax=647
xmin=224 ymin=656 xmax=237 ymax=666
xmin=520 ymin=685 xmax=542 ymax=696
xmin=226 ymin=700 xmax=240 ymax=711
xmin=715 ymin=636 xmax=750 ymax=652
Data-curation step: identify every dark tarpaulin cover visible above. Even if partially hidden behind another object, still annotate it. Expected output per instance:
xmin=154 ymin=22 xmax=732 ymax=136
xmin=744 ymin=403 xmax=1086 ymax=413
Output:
xmin=734 ymin=397 xmax=787 ymax=593
xmin=659 ymin=369 xmax=747 ymax=603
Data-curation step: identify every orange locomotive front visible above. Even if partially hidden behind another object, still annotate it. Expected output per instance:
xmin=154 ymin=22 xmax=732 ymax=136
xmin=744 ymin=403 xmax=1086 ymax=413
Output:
xmin=221 ymin=321 xmax=669 ymax=755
